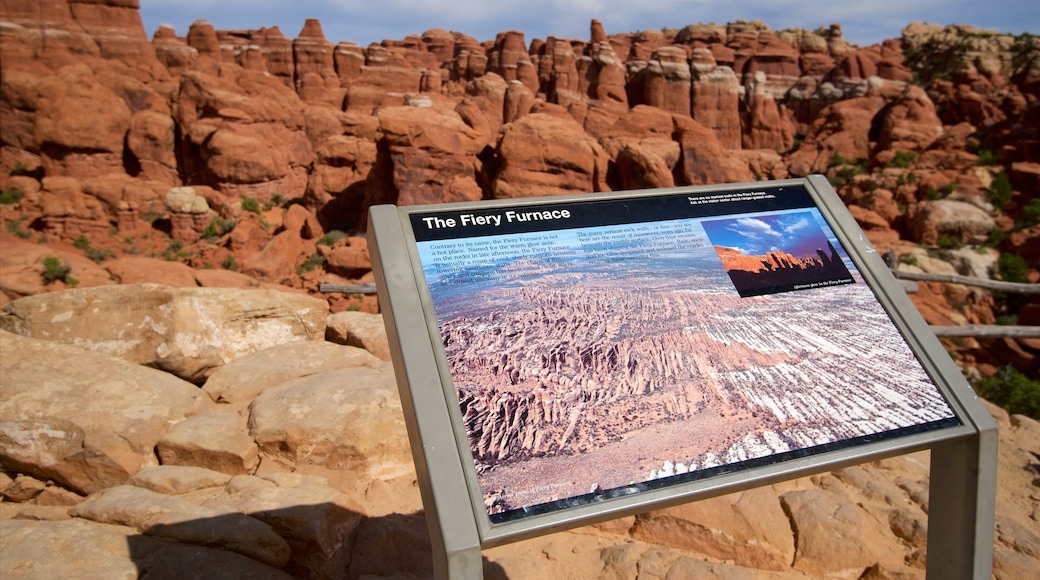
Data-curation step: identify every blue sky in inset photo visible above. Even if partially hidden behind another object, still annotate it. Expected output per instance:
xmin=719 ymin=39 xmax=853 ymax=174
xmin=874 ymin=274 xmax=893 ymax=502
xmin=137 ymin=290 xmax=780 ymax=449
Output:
xmin=700 ymin=212 xmax=832 ymax=257
xmin=139 ymin=0 xmax=1039 ymax=48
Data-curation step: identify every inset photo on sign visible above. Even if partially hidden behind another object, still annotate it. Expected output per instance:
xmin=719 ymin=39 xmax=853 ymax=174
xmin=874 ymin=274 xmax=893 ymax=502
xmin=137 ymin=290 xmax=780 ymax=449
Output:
xmin=701 ymin=212 xmax=855 ymax=298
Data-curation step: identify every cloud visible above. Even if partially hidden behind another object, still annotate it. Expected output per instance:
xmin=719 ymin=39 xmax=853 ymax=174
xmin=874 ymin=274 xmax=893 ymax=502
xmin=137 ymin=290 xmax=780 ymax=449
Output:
xmin=782 ymin=216 xmax=810 ymax=234
xmin=731 ymin=217 xmax=780 ymax=239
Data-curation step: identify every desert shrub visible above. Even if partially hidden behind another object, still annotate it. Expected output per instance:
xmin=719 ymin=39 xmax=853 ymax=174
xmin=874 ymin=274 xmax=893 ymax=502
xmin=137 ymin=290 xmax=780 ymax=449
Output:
xmin=41 ymin=257 xmax=73 ymax=285
xmin=994 ymin=253 xmax=1030 ymax=283
xmin=1020 ymin=198 xmax=1040 ymax=228
xmin=241 ymin=196 xmax=260 ymax=214
xmin=887 ymin=151 xmax=917 ymax=169
xmin=298 ymin=253 xmax=326 ymax=274
xmin=73 ymin=235 xmax=114 ymax=262
xmin=974 ymin=366 xmax=1040 ymax=419
xmin=222 ymin=255 xmax=239 ymax=271
xmin=86 ymin=247 xmax=114 ymax=263
xmin=975 ymin=148 xmax=998 ymax=165
xmin=0 ymin=187 xmax=23 ymax=205
xmin=936 ymin=234 xmax=961 ymax=249
xmin=985 ymin=228 xmax=1009 ymax=248
xmin=202 ymin=218 xmax=237 ymax=242
xmin=263 ymin=193 xmax=284 ymax=211
xmin=986 ymin=172 xmax=1013 ymax=209
xmin=317 ymin=230 xmax=347 ymax=246
xmin=6 ymin=219 xmax=30 ymax=239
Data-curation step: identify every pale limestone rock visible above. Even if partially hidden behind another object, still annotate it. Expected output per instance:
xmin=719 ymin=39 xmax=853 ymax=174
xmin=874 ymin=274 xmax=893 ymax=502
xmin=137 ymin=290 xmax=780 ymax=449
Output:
xmin=247 ymin=364 xmax=411 ymax=481
xmin=203 ymin=340 xmax=381 ymax=405
xmin=70 ymin=484 xmax=291 ymax=568
xmin=909 ymin=199 xmax=997 ymax=246
xmin=128 ymin=465 xmax=233 ymax=495
xmin=156 ymin=410 xmax=259 ymax=475
xmin=325 ymin=310 xmax=391 ymax=360
xmin=0 ymin=284 xmax=328 ymax=383
xmin=164 ymin=185 xmax=211 ymax=214
xmin=0 ymin=331 xmax=212 ymax=493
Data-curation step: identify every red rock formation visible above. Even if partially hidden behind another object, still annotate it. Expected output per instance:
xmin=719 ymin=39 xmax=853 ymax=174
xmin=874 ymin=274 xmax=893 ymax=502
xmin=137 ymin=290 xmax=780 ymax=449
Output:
xmin=293 ymin=19 xmax=336 ymax=91
xmin=493 ymin=113 xmax=609 ymax=198
xmin=675 ymin=116 xmax=754 ymax=184
xmin=0 ymin=4 xmax=1036 ymax=374
xmin=690 ymin=48 xmax=741 ymax=149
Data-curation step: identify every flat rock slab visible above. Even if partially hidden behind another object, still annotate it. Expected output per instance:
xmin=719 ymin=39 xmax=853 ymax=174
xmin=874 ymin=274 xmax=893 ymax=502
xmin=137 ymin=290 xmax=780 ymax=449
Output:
xmin=128 ymin=465 xmax=234 ymax=495
xmin=203 ymin=340 xmax=381 ymax=405
xmin=70 ymin=484 xmax=291 ymax=568
xmin=0 ymin=284 xmax=328 ymax=383
xmin=156 ymin=410 xmax=259 ymax=475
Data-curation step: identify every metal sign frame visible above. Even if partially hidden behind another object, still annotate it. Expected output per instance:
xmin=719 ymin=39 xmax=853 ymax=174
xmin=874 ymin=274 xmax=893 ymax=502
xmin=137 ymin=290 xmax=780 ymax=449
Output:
xmin=368 ymin=175 xmax=996 ymax=579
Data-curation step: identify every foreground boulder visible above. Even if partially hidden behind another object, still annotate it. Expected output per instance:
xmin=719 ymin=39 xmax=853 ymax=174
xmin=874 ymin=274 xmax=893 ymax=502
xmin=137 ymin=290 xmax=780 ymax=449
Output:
xmin=0 ymin=284 xmax=328 ymax=383
xmin=0 ymin=331 xmax=212 ymax=494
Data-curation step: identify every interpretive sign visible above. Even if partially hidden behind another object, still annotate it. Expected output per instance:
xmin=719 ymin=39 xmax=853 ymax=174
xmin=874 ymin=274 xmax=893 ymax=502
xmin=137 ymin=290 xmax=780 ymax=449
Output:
xmin=368 ymin=176 xmax=996 ymax=579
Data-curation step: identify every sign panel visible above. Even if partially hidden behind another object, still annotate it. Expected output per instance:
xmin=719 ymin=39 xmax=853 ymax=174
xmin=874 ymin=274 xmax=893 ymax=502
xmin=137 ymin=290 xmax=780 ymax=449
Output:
xmin=393 ymin=180 xmax=963 ymax=529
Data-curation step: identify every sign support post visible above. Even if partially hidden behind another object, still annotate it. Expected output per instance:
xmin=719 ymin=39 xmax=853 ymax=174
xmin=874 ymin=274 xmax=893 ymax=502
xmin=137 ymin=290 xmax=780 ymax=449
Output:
xmin=368 ymin=205 xmax=484 ymax=579
xmin=926 ymin=428 xmax=998 ymax=579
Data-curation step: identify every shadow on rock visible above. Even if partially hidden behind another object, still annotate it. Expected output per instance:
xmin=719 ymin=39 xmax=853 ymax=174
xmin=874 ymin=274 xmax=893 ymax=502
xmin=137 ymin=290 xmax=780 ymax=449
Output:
xmin=123 ymin=505 xmax=508 ymax=579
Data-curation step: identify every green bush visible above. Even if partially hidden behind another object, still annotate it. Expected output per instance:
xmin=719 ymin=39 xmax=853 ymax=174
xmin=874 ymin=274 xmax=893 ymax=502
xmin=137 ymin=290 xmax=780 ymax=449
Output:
xmin=986 ymin=172 xmax=1013 ymax=209
xmin=41 ymin=257 xmax=73 ymax=285
xmin=887 ymin=151 xmax=917 ymax=169
xmin=994 ymin=253 xmax=1030 ymax=283
xmin=87 ymin=248 xmax=114 ymax=263
xmin=263 ymin=193 xmax=284 ymax=211
xmin=1021 ymin=198 xmax=1040 ymax=227
xmin=222 ymin=255 xmax=239 ymax=271
xmin=317 ymin=230 xmax=347 ymax=246
xmin=985 ymin=228 xmax=1009 ymax=248
xmin=241 ymin=196 xmax=260 ymax=214
xmin=976 ymin=148 xmax=998 ymax=165
xmin=974 ymin=366 xmax=1040 ymax=419
xmin=5 ymin=219 xmax=30 ymax=239
xmin=0 ymin=187 xmax=23 ymax=205
xmin=898 ymin=253 xmax=918 ymax=266
xmin=72 ymin=235 xmax=114 ymax=263
xmin=202 ymin=218 xmax=237 ymax=242
xmin=298 ymin=253 xmax=326 ymax=274
xmin=936 ymin=234 xmax=961 ymax=249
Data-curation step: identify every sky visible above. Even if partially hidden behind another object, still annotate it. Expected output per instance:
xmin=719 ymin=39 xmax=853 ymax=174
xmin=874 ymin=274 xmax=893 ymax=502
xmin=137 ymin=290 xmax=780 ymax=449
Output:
xmin=138 ymin=0 xmax=1039 ymax=48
